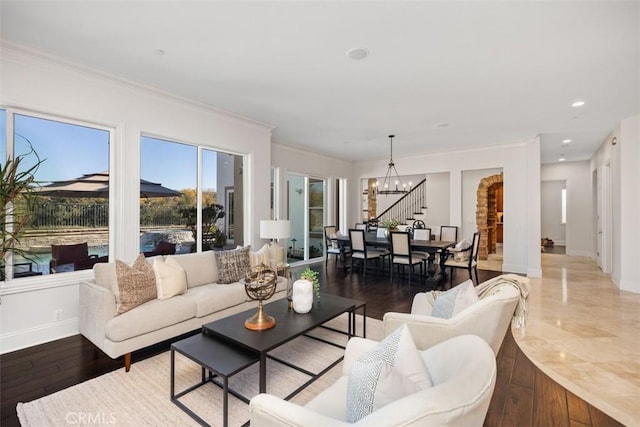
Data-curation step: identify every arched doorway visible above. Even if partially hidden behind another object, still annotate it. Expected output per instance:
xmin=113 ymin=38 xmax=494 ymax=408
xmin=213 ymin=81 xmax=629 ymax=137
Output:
xmin=476 ymin=173 xmax=503 ymax=260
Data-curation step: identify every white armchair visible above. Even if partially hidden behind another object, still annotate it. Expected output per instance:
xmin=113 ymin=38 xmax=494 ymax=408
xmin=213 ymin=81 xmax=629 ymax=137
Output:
xmin=383 ymin=275 xmax=527 ymax=355
xmin=249 ymin=334 xmax=496 ymax=427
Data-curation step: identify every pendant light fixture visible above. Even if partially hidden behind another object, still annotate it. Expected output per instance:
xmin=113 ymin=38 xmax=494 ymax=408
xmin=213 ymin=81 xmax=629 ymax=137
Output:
xmin=376 ymin=135 xmax=410 ymax=195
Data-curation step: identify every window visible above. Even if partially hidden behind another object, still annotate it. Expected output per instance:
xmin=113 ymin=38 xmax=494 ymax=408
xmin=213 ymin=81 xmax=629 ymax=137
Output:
xmin=140 ymin=136 xmax=243 ymax=255
xmin=2 ymin=112 xmax=111 ymax=281
xmin=561 ymin=188 xmax=567 ymax=224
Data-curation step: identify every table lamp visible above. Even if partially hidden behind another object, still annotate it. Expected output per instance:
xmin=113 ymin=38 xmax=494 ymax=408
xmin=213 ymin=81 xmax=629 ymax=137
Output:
xmin=260 ymin=220 xmax=290 ymax=267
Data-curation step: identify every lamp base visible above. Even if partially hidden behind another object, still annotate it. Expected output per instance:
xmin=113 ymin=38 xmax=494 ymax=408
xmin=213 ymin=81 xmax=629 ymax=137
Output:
xmin=268 ymin=241 xmax=285 ymax=266
xmin=244 ymin=301 xmax=276 ymax=330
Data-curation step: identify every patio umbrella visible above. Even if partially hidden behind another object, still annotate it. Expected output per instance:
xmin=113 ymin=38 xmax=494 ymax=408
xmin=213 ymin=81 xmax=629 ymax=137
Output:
xmin=32 ymin=171 xmax=181 ymax=198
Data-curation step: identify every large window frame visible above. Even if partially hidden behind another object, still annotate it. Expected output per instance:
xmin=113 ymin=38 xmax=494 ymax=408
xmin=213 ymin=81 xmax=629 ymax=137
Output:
xmin=140 ymin=134 xmax=246 ymax=254
xmin=1 ymin=107 xmax=114 ymax=287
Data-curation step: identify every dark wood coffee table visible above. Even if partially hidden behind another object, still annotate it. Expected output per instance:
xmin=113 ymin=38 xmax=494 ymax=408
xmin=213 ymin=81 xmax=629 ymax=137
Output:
xmin=202 ymin=294 xmax=366 ymax=395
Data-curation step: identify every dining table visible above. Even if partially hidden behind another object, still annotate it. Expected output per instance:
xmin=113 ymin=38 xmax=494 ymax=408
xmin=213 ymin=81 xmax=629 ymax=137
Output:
xmin=333 ymin=232 xmax=455 ymax=289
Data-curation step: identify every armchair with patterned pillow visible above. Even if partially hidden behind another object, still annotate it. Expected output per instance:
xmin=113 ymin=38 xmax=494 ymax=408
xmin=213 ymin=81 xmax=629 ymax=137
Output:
xmin=383 ymin=274 xmax=529 ymax=355
xmin=250 ymin=333 xmax=496 ymax=426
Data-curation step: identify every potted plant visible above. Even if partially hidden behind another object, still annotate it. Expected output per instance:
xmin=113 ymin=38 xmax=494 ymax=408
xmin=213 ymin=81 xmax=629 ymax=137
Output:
xmin=380 ymin=218 xmax=400 ymax=240
xmin=0 ymin=145 xmax=43 ymax=273
xmin=292 ymin=267 xmax=320 ymax=313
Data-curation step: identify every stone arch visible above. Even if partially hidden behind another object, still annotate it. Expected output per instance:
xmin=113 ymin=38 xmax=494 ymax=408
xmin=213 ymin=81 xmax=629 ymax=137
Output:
xmin=476 ymin=173 xmax=503 ymax=260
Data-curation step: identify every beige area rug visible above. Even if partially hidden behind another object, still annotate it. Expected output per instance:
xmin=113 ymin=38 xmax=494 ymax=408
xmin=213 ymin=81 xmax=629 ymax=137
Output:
xmin=17 ymin=314 xmax=382 ymax=426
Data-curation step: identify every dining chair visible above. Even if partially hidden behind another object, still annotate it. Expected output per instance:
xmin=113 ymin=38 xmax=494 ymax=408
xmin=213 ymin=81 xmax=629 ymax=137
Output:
xmin=444 ymin=231 xmax=481 ymax=286
xmin=354 ymin=223 xmax=367 ymax=231
xmin=390 ymin=231 xmax=424 ymax=284
xmin=412 ymin=219 xmax=426 ymax=229
xmin=413 ymin=228 xmax=431 ymax=241
xmin=411 ymin=228 xmax=432 ymax=268
xmin=324 ymin=225 xmax=349 ymax=266
xmin=440 ymin=225 xmax=459 ymax=242
xmin=436 ymin=226 xmax=459 ymax=263
xmin=349 ymin=229 xmax=389 ymax=277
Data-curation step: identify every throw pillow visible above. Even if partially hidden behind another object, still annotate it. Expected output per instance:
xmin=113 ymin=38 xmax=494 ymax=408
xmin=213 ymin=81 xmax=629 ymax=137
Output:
xmin=346 ymin=324 xmax=432 ymax=422
xmin=431 ymin=280 xmax=479 ymax=319
xmin=249 ymin=243 xmax=271 ymax=267
xmin=153 ymin=257 xmax=188 ymax=300
xmin=215 ymin=246 xmax=251 ymax=284
xmin=115 ymin=254 xmax=157 ymax=315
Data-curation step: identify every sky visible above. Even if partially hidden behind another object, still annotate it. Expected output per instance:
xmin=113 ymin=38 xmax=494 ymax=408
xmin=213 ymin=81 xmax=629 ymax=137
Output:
xmin=3 ymin=112 xmax=217 ymax=191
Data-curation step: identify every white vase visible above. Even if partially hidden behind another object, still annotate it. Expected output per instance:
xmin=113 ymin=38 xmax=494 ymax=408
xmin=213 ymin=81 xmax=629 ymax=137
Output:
xmin=292 ymin=279 xmax=313 ymax=314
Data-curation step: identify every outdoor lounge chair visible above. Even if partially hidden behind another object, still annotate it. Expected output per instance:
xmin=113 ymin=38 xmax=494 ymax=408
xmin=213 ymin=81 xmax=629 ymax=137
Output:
xmin=49 ymin=242 xmax=107 ymax=273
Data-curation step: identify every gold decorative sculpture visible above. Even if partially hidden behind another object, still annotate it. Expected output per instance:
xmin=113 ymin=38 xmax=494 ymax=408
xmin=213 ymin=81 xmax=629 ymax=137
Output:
xmin=242 ymin=264 xmax=278 ymax=330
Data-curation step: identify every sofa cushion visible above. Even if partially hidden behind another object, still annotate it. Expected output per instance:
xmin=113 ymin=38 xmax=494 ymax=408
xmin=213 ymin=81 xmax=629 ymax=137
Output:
xmin=93 ymin=262 xmax=116 ymax=291
xmin=153 ymin=257 xmax=188 ymax=300
xmin=105 ymin=295 xmax=196 ymax=342
xmin=165 ymin=251 xmax=218 ymax=288
xmin=215 ymin=246 xmax=251 ymax=284
xmin=346 ymin=324 xmax=432 ymax=422
xmin=114 ymin=254 xmax=157 ymax=315
xmin=249 ymin=244 xmax=271 ymax=267
xmin=431 ymin=280 xmax=478 ymax=319
xmin=184 ymin=283 xmax=248 ymax=318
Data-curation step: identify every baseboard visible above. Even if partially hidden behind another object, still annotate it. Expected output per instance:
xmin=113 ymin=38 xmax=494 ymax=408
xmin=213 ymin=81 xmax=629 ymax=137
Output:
xmin=618 ymin=279 xmax=640 ymax=294
xmin=527 ymin=267 xmax=542 ymax=278
xmin=565 ymin=249 xmax=592 ymax=257
xmin=501 ymin=263 xmax=528 ymax=275
xmin=0 ymin=317 xmax=79 ymax=354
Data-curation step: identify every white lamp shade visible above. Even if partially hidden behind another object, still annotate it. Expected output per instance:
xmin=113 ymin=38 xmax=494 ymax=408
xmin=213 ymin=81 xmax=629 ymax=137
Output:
xmin=260 ymin=220 xmax=291 ymax=240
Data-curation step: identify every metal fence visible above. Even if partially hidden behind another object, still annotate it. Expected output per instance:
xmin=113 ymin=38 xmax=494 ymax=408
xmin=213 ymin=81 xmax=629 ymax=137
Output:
xmin=26 ymin=203 xmax=188 ymax=229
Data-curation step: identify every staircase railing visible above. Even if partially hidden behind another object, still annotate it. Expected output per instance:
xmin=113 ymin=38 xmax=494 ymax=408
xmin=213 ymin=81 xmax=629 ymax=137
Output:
xmin=375 ymin=179 xmax=426 ymax=225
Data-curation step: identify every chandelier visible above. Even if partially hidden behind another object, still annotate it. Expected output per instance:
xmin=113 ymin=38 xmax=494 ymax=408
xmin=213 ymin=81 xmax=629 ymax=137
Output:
xmin=376 ymin=135 xmax=411 ymax=195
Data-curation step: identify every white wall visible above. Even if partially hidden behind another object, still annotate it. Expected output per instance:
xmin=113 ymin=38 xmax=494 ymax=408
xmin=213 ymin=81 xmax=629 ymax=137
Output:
xmin=541 ymin=161 xmax=592 ymax=255
xmin=540 ymin=181 xmax=566 ymax=245
xmin=271 ymin=143 xmax=354 ymax=232
xmin=353 ymin=140 xmax=542 ymax=277
xmin=618 ymin=115 xmax=640 ymax=293
xmin=0 ymin=44 xmax=274 ymax=352
xmin=425 ymin=172 xmax=450 ymax=234
xmin=591 ymin=114 xmax=640 ymax=294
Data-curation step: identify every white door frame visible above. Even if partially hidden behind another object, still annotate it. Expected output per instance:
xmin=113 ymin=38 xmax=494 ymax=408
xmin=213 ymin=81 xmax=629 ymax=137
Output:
xmin=597 ymin=163 xmax=612 ymax=273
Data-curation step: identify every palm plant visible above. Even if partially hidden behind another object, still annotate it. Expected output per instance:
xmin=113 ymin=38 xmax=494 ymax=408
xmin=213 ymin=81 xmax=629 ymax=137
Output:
xmin=1 ymin=146 xmax=43 ymax=262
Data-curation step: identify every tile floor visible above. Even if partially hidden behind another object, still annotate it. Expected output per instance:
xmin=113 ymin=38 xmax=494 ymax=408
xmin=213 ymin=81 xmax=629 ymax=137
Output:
xmin=514 ymin=253 xmax=640 ymax=427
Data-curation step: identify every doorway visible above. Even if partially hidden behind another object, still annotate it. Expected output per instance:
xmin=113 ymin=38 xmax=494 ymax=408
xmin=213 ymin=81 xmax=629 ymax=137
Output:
xmin=475 ymin=173 xmax=503 ymax=260
xmin=286 ymin=173 xmax=327 ymax=263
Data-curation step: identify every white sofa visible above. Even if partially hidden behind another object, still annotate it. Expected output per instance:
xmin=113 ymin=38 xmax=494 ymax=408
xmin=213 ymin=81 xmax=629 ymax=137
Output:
xmin=383 ymin=274 xmax=527 ymax=355
xmin=79 ymin=250 xmax=287 ymax=371
xmin=250 ymin=334 xmax=497 ymax=426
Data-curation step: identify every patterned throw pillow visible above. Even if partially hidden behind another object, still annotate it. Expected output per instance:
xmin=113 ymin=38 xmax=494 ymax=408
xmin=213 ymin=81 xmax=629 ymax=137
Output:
xmin=115 ymin=254 xmax=157 ymax=315
xmin=215 ymin=246 xmax=251 ymax=284
xmin=346 ymin=324 xmax=432 ymax=422
xmin=431 ymin=280 xmax=479 ymax=319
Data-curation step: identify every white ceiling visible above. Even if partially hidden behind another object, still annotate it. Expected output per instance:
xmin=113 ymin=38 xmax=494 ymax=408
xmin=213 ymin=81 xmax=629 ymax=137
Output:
xmin=1 ymin=1 xmax=638 ymax=164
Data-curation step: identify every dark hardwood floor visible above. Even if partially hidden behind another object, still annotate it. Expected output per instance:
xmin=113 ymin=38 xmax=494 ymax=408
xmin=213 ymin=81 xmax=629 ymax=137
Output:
xmin=0 ymin=261 xmax=623 ymax=426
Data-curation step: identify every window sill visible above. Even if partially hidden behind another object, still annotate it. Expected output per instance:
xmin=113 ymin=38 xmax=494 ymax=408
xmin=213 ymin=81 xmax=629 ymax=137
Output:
xmin=0 ymin=270 xmax=94 ymax=296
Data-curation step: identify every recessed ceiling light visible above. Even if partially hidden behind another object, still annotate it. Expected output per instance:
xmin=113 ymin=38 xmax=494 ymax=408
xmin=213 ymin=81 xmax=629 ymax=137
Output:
xmin=154 ymin=49 xmax=165 ymax=56
xmin=436 ymin=123 xmax=450 ymax=128
xmin=562 ymin=139 xmax=572 ymax=144
xmin=346 ymin=48 xmax=369 ymax=60
xmin=571 ymin=100 xmax=585 ymax=108
xmin=558 ymin=155 xmax=566 ymax=162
